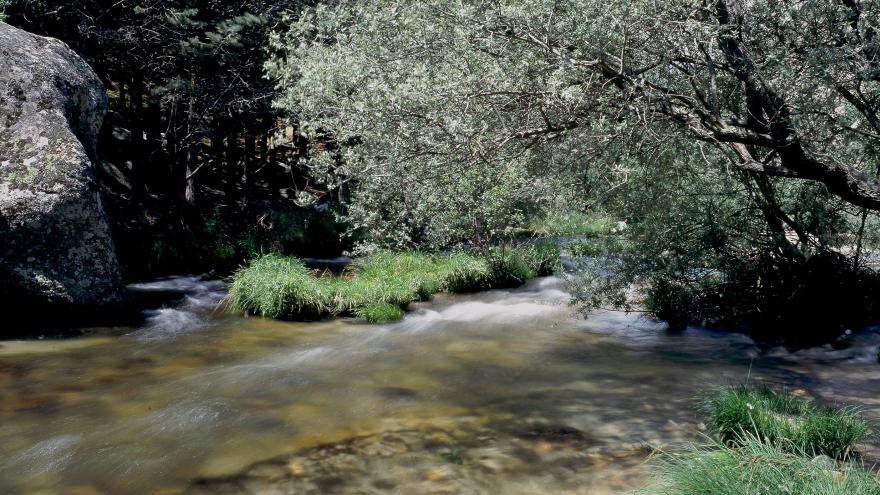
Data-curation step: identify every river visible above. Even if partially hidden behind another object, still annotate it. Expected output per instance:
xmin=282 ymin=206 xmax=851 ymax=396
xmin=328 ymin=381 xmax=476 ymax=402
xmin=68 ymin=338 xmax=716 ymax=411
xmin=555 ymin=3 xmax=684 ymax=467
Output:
xmin=1 ymin=276 xmax=879 ymax=494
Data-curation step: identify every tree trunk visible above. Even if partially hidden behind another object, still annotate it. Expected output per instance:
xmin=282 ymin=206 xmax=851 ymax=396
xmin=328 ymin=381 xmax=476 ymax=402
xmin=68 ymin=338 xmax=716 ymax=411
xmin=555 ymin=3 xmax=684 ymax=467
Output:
xmin=184 ymin=95 xmax=197 ymax=208
xmin=226 ymin=116 xmax=241 ymax=210
xmin=244 ymin=123 xmax=256 ymax=207
xmin=129 ymin=73 xmax=145 ymax=197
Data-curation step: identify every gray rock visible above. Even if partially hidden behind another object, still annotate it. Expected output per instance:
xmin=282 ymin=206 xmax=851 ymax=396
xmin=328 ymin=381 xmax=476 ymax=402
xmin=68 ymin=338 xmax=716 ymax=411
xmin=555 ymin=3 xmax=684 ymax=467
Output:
xmin=0 ymin=22 xmax=123 ymax=318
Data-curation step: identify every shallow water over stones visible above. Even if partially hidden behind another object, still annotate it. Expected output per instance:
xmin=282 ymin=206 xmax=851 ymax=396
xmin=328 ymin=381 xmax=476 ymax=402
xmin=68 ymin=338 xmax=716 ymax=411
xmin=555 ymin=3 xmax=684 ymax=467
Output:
xmin=0 ymin=276 xmax=879 ymax=494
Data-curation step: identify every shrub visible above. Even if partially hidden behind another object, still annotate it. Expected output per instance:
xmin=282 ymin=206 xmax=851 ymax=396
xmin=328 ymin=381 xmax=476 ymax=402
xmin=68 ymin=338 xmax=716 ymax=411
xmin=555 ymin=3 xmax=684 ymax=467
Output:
xmin=645 ymin=280 xmax=694 ymax=331
xmin=645 ymin=435 xmax=880 ymax=495
xmin=701 ymin=385 xmax=870 ymax=459
xmin=479 ymin=241 xmax=562 ymax=288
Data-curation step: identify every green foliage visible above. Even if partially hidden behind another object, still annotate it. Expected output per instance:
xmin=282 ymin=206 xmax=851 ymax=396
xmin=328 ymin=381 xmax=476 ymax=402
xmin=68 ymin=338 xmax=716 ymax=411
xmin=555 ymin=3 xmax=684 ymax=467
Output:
xmin=197 ymin=204 xmax=346 ymax=273
xmin=487 ymin=240 xmax=561 ymax=283
xmin=530 ymin=212 xmax=616 ymax=237
xmin=566 ymin=139 xmax=880 ymax=341
xmin=645 ymin=435 xmax=880 ymax=495
xmin=271 ymin=0 xmax=880 ymax=340
xmin=644 ymin=280 xmax=694 ymax=331
xmin=227 ymin=253 xmax=317 ymax=320
xmin=356 ymin=302 xmax=404 ymax=323
xmin=438 ymin=451 xmax=464 ymax=465
xmin=482 ymin=247 xmax=534 ymax=287
xmin=565 ymin=238 xmax=635 ymax=258
xmin=520 ymin=240 xmax=563 ymax=277
xmin=702 ymin=385 xmax=870 ymax=460
xmin=269 ymin=1 xmax=578 ymax=250
xmin=229 ymin=244 xmax=560 ymax=320
xmin=644 ymin=386 xmax=878 ymax=494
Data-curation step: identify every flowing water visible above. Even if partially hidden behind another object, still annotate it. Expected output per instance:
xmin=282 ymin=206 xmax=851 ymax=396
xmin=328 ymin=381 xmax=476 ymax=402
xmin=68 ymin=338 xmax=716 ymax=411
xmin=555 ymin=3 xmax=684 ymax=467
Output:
xmin=1 ymin=276 xmax=880 ymax=494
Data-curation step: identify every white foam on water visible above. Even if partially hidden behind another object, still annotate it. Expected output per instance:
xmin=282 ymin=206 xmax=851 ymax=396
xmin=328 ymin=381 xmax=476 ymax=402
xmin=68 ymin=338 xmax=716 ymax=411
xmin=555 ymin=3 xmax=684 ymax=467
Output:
xmin=137 ymin=308 xmax=205 ymax=341
xmin=773 ymin=329 xmax=880 ymax=364
xmin=577 ymin=310 xmax=759 ymax=357
xmin=396 ymin=300 xmax=563 ymax=334
xmin=129 ymin=276 xmax=228 ymax=341
xmin=142 ymin=401 xmax=231 ymax=434
xmin=128 ymin=276 xmax=225 ymax=293
xmin=385 ymin=276 xmax=569 ymax=334
xmin=241 ymin=346 xmax=335 ymax=372
xmin=438 ymin=301 xmax=558 ymax=322
xmin=4 ymin=435 xmax=81 ymax=475
xmin=179 ymin=346 xmax=338 ymax=393
xmin=510 ymin=276 xmax=571 ymax=301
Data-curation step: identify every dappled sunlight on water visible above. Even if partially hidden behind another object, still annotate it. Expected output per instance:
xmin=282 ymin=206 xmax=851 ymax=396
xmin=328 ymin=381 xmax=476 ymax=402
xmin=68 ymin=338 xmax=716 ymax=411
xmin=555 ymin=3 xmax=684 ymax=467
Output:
xmin=0 ymin=276 xmax=879 ymax=494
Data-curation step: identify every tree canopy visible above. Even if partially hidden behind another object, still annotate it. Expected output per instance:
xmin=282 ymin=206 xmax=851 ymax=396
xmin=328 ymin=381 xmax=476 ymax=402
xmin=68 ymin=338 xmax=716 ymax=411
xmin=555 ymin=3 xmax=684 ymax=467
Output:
xmin=4 ymin=0 xmax=880 ymax=334
xmin=271 ymin=0 xmax=880 ymax=224
xmin=268 ymin=0 xmax=880 ymax=335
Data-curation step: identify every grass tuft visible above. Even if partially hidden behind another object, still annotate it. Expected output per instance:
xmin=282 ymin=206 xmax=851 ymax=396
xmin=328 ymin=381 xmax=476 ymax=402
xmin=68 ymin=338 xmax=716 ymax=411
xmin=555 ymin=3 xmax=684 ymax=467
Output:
xmin=645 ymin=435 xmax=880 ymax=495
xmin=226 ymin=253 xmax=318 ymax=320
xmin=356 ymin=302 xmax=404 ymax=323
xmin=480 ymin=241 xmax=560 ymax=288
xmin=228 ymin=243 xmax=560 ymax=320
xmin=701 ymin=384 xmax=870 ymax=459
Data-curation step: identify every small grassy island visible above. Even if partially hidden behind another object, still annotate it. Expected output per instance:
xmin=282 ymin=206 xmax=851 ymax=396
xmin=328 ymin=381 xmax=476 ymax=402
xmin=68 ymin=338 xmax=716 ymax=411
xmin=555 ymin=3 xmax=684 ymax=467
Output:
xmin=647 ymin=384 xmax=878 ymax=495
xmin=228 ymin=242 xmax=561 ymax=322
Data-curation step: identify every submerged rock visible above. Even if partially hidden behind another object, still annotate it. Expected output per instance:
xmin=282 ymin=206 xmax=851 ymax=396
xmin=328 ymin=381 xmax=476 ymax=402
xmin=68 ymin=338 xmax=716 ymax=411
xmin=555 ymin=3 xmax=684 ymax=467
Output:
xmin=185 ymin=424 xmax=648 ymax=495
xmin=0 ymin=22 xmax=123 ymax=321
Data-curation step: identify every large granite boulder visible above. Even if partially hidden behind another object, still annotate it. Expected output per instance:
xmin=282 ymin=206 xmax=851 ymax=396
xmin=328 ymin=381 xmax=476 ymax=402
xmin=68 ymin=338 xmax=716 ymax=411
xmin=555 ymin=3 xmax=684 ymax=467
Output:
xmin=0 ymin=22 xmax=123 ymax=316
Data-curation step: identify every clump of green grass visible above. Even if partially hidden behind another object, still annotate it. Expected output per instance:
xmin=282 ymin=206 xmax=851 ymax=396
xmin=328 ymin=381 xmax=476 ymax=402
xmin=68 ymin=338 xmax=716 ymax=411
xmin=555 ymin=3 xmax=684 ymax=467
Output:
xmin=226 ymin=253 xmax=320 ymax=320
xmin=356 ymin=302 xmax=404 ymax=323
xmin=702 ymin=384 xmax=870 ymax=459
xmin=645 ymin=435 xmax=880 ymax=495
xmin=474 ymin=241 xmax=562 ymax=289
xmin=228 ymin=243 xmax=560 ymax=320
xmin=520 ymin=239 xmax=563 ymax=276
xmin=530 ymin=211 xmax=616 ymax=237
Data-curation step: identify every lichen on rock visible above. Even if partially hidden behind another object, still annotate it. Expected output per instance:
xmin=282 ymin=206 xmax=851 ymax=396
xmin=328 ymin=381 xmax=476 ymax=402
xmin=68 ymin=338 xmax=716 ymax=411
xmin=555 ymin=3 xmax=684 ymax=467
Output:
xmin=0 ymin=21 xmax=123 ymax=321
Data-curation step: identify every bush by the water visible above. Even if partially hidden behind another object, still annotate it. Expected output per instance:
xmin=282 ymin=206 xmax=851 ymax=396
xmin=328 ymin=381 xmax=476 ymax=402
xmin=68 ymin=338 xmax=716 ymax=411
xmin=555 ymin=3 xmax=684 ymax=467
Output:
xmin=228 ymin=242 xmax=560 ymax=321
xmin=646 ymin=435 xmax=880 ymax=495
xmin=702 ymin=384 xmax=870 ymax=459
xmin=649 ymin=250 xmax=880 ymax=341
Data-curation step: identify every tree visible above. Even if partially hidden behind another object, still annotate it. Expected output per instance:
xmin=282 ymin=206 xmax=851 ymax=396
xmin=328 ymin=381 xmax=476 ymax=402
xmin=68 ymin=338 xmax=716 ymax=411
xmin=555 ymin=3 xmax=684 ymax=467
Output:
xmin=578 ymin=0 xmax=880 ymax=210
xmin=271 ymin=0 xmax=880 ymax=337
xmin=273 ymin=0 xmax=879 ymax=212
